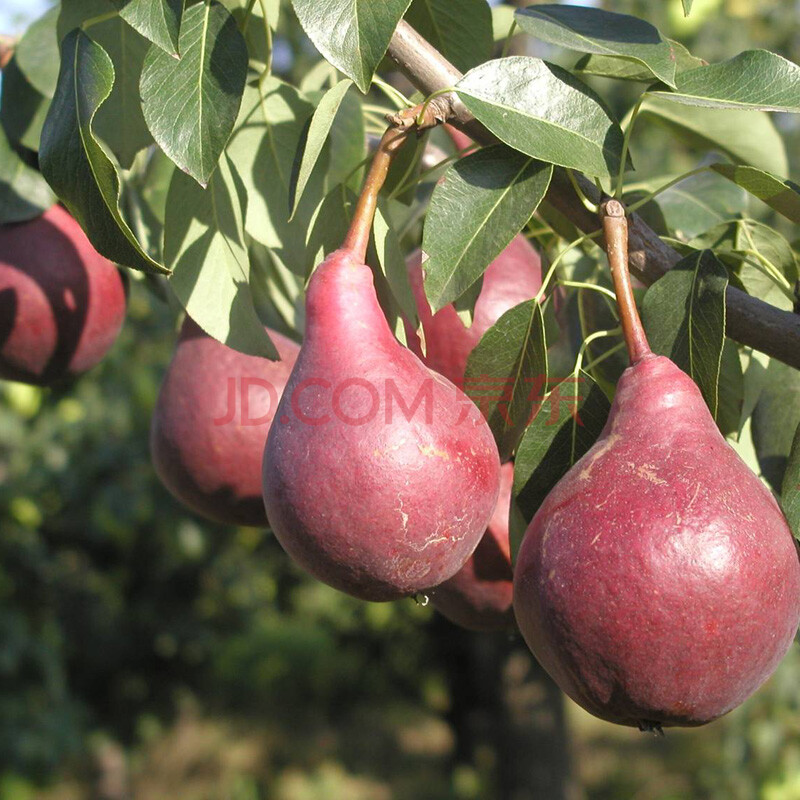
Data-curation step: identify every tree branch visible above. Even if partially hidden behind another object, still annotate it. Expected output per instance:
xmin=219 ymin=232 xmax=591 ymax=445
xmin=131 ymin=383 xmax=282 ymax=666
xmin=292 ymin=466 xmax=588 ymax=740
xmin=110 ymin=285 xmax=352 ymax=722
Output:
xmin=387 ymin=20 xmax=800 ymax=371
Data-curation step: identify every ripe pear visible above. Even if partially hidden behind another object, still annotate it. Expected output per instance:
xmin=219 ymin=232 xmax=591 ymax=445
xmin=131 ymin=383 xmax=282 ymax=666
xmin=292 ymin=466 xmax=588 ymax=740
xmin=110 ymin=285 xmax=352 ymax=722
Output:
xmin=0 ymin=205 xmax=127 ymax=385
xmin=513 ymin=203 xmax=800 ymax=728
xmin=404 ymin=235 xmax=542 ymax=389
xmin=403 ymin=132 xmax=541 ymax=628
xmin=151 ymin=317 xmax=298 ymax=527
xmin=430 ymin=461 xmax=515 ymax=631
xmin=261 ymin=247 xmax=501 ymax=601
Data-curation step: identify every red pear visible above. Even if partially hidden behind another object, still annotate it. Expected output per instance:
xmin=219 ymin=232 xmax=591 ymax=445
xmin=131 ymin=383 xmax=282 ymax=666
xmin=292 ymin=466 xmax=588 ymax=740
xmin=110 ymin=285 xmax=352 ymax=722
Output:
xmin=151 ymin=318 xmax=298 ymax=527
xmin=513 ymin=202 xmax=800 ymax=728
xmin=430 ymin=461 xmax=515 ymax=631
xmin=442 ymin=124 xmax=473 ymax=154
xmin=262 ymin=248 xmax=501 ymax=601
xmin=404 ymin=234 xmax=542 ymax=389
xmin=514 ymin=355 xmax=800 ymax=727
xmin=263 ymin=125 xmax=500 ymax=601
xmin=0 ymin=205 xmax=126 ymax=385
xmin=403 ymin=144 xmax=541 ymax=628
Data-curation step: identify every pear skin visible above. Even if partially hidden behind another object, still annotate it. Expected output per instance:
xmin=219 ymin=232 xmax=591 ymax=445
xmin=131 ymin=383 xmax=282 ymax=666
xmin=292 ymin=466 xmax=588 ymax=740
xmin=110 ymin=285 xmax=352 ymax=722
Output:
xmin=262 ymin=248 xmax=501 ymax=601
xmin=431 ymin=461 xmax=515 ymax=631
xmin=514 ymin=355 xmax=800 ymax=727
xmin=0 ymin=205 xmax=126 ymax=385
xmin=152 ymin=318 xmax=298 ymax=526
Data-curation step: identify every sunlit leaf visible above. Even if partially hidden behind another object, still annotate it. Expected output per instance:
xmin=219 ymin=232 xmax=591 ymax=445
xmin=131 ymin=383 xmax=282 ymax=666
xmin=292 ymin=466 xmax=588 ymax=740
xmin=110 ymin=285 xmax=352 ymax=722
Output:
xmin=641 ymin=250 xmax=728 ymax=420
xmin=39 ymin=29 xmax=166 ymax=273
xmin=140 ymin=1 xmax=248 ymax=185
xmin=456 ymin=57 xmax=625 ymax=178
xmin=649 ymin=50 xmax=800 ymax=112
xmin=516 ymin=5 xmax=677 ymax=88
xmin=291 ymin=79 xmax=353 ymax=218
xmin=710 ymin=164 xmax=800 ymax=224
xmin=422 ymin=145 xmax=552 ymax=311
xmin=164 ymin=153 xmax=277 ymax=358
xmin=291 ymin=0 xmax=413 ymax=92
xmin=111 ymin=0 xmax=183 ymax=56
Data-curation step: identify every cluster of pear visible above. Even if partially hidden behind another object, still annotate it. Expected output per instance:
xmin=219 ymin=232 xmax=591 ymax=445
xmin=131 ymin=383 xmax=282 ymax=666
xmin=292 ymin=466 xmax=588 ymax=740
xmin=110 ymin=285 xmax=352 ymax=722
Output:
xmin=150 ymin=125 xmax=533 ymax=625
xmin=152 ymin=127 xmax=800 ymax=730
xmin=3 ymin=122 xmax=798 ymax=733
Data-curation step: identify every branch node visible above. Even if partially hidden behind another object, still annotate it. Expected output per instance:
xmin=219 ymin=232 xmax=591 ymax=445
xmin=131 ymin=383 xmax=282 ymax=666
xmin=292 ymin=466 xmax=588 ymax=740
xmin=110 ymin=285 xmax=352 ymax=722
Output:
xmin=386 ymin=93 xmax=455 ymax=133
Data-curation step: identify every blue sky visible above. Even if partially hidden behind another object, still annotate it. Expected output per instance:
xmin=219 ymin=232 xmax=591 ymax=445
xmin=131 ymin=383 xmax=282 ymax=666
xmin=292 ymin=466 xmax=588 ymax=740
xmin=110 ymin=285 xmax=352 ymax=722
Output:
xmin=0 ymin=0 xmax=50 ymax=34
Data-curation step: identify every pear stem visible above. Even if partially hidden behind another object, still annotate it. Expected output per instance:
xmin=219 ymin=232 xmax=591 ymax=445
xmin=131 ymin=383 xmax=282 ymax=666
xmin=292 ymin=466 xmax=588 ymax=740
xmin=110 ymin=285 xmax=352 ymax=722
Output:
xmin=601 ymin=199 xmax=652 ymax=365
xmin=342 ymin=126 xmax=411 ymax=263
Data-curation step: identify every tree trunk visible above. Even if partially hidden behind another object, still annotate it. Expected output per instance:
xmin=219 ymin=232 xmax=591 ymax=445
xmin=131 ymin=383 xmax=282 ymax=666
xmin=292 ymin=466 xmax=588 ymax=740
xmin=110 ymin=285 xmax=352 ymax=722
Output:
xmin=435 ymin=617 xmax=580 ymax=799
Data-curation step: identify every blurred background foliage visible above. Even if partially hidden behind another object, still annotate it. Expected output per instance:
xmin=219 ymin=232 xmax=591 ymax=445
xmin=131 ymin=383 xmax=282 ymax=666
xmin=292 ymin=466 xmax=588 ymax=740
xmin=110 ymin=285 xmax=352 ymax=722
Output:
xmin=1 ymin=0 xmax=800 ymax=798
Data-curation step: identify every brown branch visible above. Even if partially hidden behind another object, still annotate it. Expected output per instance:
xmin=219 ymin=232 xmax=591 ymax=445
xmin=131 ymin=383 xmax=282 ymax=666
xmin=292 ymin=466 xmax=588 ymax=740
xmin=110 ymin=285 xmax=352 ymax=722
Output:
xmin=386 ymin=20 xmax=800 ymax=371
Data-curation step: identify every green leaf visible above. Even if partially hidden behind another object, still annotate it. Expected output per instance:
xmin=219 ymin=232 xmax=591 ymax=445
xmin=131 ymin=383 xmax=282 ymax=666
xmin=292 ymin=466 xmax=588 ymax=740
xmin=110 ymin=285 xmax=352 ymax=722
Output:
xmin=625 ymin=166 xmax=748 ymax=241
xmin=752 ymin=361 xmax=800 ymax=492
xmin=691 ymin=219 xmax=797 ymax=311
xmin=230 ymin=4 xmax=270 ymax=66
xmin=92 ymin=17 xmax=154 ymax=168
xmin=781 ymin=425 xmax=800 ymax=541
xmin=290 ymin=79 xmax=353 ymax=218
xmin=291 ymin=0 xmax=413 ymax=93
xmin=111 ymin=0 xmax=183 ymax=56
xmin=57 ymin=0 xmax=116 ymax=41
xmin=0 ymin=127 xmax=55 ymax=224
xmin=710 ymin=164 xmax=800 ymax=224
xmin=0 ymin=57 xmax=51 ymax=151
xmin=508 ymin=498 xmax=528 ymax=568
xmin=228 ymin=79 xmax=325 ymax=276
xmin=738 ymin=348 xmax=770 ymax=435
xmin=641 ymin=250 xmax=728 ymax=420
xmin=130 ymin=148 xmax=176 ymax=262
xmin=298 ymin=60 xmax=335 ymax=94
xmin=649 ymin=50 xmax=800 ymax=113
xmin=140 ymin=1 xmax=248 ymax=186
xmin=164 ymin=153 xmax=277 ymax=358
xmin=492 ymin=5 xmax=515 ymax=44
xmin=374 ymin=200 xmax=417 ymax=326
xmin=456 ymin=56 xmax=625 ymax=178
xmin=640 ymin=96 xmax=788 ymax=176
xmin=515 ymin=5 xmax=677 ymax=89
xmin=716 ymin=340 xmax=744 ymax=438
xmin=39 ymin=29 xmax=167 ymax=274
xmin=405 ymin=0 xmax=492 ymax=73
xmin=513 ymin=370 xmax=610 ymax=523
xmin=262 ymin=0 xmax=281 ymax=30
xmin=327 ymin=89 xmax=366 ymax=190
xmin=15 ymin=6 xmax=60 ymax=98
xmin=422 ymin=145 xmax=552 ymax=311
xmin=464 ymin=300 xmax=548 ymax=461
xmin=383 ymin=133 xmax=425 ymax=205
xmin=248 ymin=242 xmax=305 ymax=338
xmin=575 ymin=39 xmax=703 ymax=83
xmin=682 ymin=0 xmax=694 ymax=15
xmin=304 ymin=183 xmax=357 ymax=277
xmin=224 ymin=0 xmax=280 ymax=31
xmin=370 ymin=243 xmax=410 ymax=348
